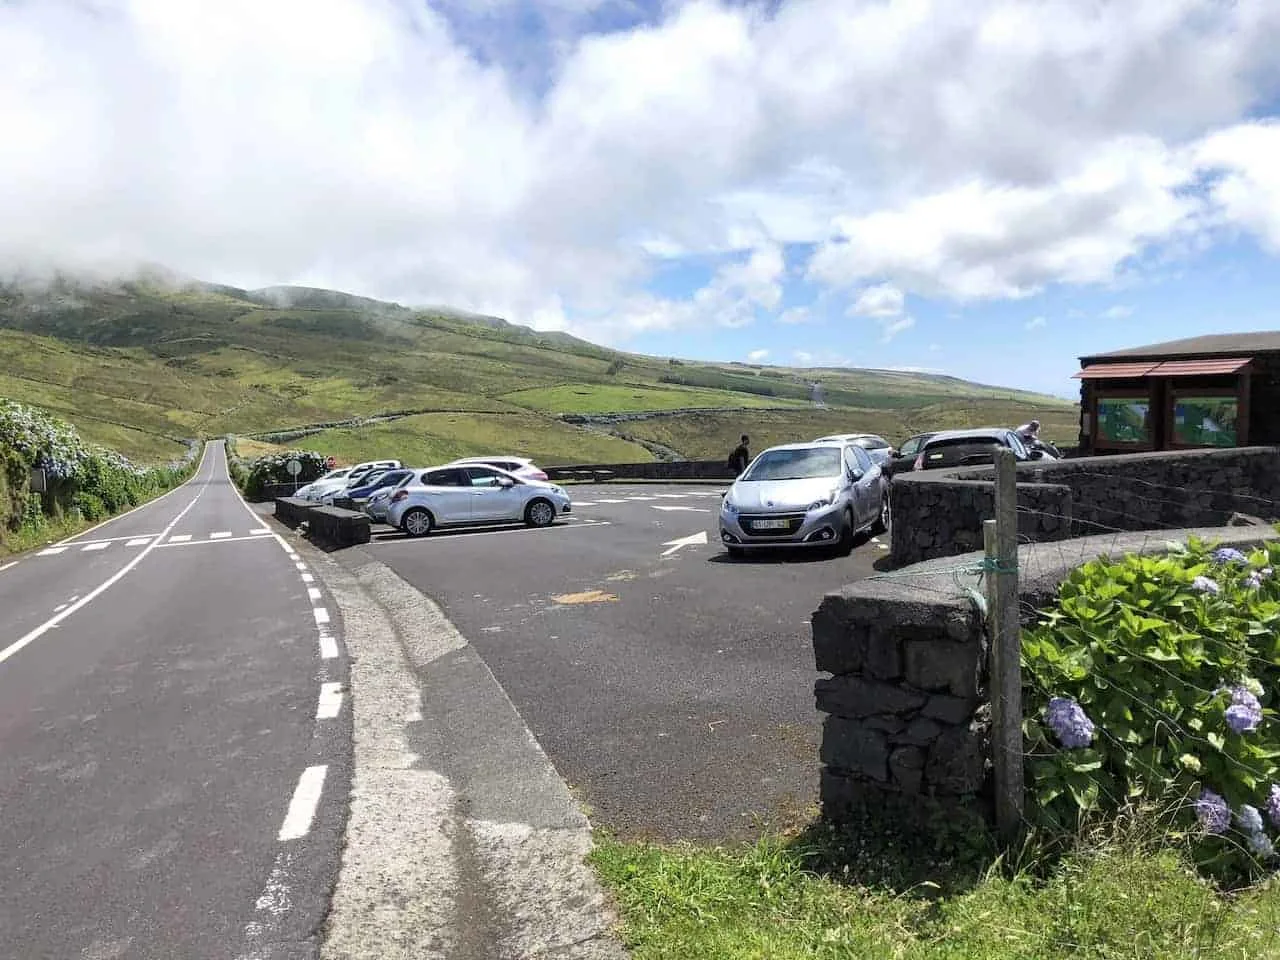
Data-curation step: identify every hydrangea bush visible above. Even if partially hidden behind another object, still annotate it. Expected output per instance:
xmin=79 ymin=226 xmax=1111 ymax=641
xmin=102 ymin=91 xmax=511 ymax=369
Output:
xmin=242 ymin=449 xmax=328 ymax=500
xmin=1 ymin=398 xmax=193 ymax=537
xmin=1023 ymin=535 xmax=1280 ymax=879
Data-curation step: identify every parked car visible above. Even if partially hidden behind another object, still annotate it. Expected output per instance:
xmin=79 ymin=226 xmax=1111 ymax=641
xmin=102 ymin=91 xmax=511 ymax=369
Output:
xmin=364 ymin=470 xmax=424 ymax=522
xmin=296 ymin=467 xmax=356 ymax=502
xmin=718 ymin=441 xmax=889 ymax=557
xmin=812 ymin=433 xmax=895 ymax=467
xmin=886 ymin=432 xmax=937 ymax=475
xmin=445 ymin=456 xmax=549 ymax=482
xmin=343 ymin=459 xmax=403 ymax=487
xmin=386 ymin=464 xmax=572 ymax=537
xmin=321 ymin=468 xmax=412 ymax=506
xmin=912 ymin=428 xmax=1044 ymax=471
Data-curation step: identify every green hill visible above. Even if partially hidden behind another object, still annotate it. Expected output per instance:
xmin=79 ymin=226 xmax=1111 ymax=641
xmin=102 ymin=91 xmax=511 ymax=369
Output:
xmin=0 ymin=271 xmax=1078 ymax=465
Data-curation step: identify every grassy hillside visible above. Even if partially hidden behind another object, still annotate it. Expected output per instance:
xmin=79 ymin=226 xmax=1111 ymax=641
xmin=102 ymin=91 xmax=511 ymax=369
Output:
xmin=0 ymin=272 xmax=1078 ymax=464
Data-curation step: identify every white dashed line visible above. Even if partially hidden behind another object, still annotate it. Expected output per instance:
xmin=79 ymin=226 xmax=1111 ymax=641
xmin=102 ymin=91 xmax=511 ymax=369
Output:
xmin=126 ymin=537 xmax=152 ymax=547
xmin=307 ymin=587 xmax=322 ymax=602
xmin=572 ymin=501 xmax=597 ymax=507
xmin=0 ymin=561 xmax=16 ymax=573
xmin=318 ymin=635 xmax=338 ymax=659
xmin=169 ymin=534 xmax=192 ymax=543
xmin=301 ymin=573 xmax=314 ymax=583
xmin=313 ymin=607 xmax=330 ymax=626
xmin=54 ymin=603 xmax=67 ymax=613
xmin=594 ymin=499 xmax=626 ymax=504
xmin=624 ymin=496 xmax=656 ymax=501
xmin=316 ymin=682 xmax=344 ymax=719
xmin=36 ymin=547 xmax=67 ymax=557
xmin=278 ymin=766 xmax=327 ymax=841
xmin=295 ymin=562 xmax=307 ymax=572
xmin=249 ymin=528 xmax=271 ymax=536
xmin=210 ymin=531 xmax=233 ymax=539
xmin=81 ymin=542 xmax=110 ymax=552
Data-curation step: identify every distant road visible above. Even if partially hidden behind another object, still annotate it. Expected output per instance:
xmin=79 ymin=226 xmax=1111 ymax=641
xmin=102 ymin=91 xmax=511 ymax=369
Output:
xmin=0 ymin=441 xmax=349 ymax=960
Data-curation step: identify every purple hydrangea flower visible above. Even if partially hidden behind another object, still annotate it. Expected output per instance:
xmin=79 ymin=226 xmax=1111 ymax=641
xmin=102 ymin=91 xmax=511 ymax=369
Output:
xmin=1267 ymin=785 xmax=1280 ymax=828
xmin=1045 ymin=696 xmax=1096 ymax=749
xmin=1212 ymin=547 xmax=1248 ymax=565
xmin=1196 ymin=789 xmax=1231 ymax=834
xmin=1226 ymin=686 xmax=1264 ymax=734
xmin=1246 ymin=573 xmax=1264 ymax=590
xmin=1249 ymin=831 xmax=1276 ymax=859
xmin=1237 ymin=805 xmax=1265 ymax=834
xmin=1192 ymin=576 xmax=1220 ymax=595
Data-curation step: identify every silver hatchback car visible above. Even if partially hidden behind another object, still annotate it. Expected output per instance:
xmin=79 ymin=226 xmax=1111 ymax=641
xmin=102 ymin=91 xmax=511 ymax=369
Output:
xmin=718 ymin=442 xmax=890 ymax=557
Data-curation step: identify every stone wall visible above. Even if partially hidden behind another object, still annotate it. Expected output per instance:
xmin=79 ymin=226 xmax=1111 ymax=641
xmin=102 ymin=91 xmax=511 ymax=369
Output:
xmin=891 ymin=446 xmax=1280 ymax=566
xmin=815 ymin=526 xmax=1279 ymax=823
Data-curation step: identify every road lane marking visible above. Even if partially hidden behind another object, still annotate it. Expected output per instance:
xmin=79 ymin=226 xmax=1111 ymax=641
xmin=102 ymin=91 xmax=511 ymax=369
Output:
xmin=624 ymin=496 xmax=656 ymax=501
xmin=210 ymin=531 xmax=233 ymax=539
xmin=572 ymin=501 xmax=597 ymax=506
xmin=301 ymin=573 xmax=314 ymax=583
xmin=54 ymin=604 xmax=67 ymax=613
xmin=319 ymin=635 xmax=338 ymax=659
xmin=661 ymin=530 xmax=709 ymax=556
xmin=652 ymin=505 xmax=710 ymax=513
xmin=157 ymin=534 xmax=278 ymax=548
xmin=249 ymin=528 xmax=271 ymax=536
xmin=37 ymin=547 xmax=67 ymax=556
xmin=0 ymin=561 xmax=15 ymax=573
xmin=594 ymin=499 xmax=626 ymax=504
xmin=278 ymin=765 xmax=327 ymax=841
xmin=313 ymin=607 xmax=330 ymax=626
xmin=81 ymin=542 xmax=110 ymax=552
xmin=316 ymin=682 xmax=344 ymax=719
xmin=307 ymin=587 xmax=322 ymax=602
xmin=126 ymin=537 xmax=152 ymax=547
xmin=168 ymin=534 xmax=192 ymax=543
xmin=0 ymin=487 xmax=205 ymax=667
xmin=295 ymin=562 xmax=307 ymax=571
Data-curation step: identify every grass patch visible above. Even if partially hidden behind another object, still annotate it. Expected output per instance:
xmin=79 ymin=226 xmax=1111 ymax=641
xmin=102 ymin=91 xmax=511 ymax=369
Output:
xmin=289 ymin=411 xmax=654 ymax=466
xmin=501 ymin=382 xmax=809 ymax=415
xmin=592 ymin=814 xmax=1280 ymax=959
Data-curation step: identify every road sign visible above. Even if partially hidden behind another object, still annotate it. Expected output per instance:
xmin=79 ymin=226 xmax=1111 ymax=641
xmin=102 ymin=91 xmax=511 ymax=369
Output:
xmin=29 ymin=467 xmax=47 ymax=493
xmin=286 ymin=459 xmax=303 ymax=477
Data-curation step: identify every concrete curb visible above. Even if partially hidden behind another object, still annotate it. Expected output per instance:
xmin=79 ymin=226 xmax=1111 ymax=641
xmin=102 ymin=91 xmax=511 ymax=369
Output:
xmin=288 ymin=533 xmax=629 ymax=959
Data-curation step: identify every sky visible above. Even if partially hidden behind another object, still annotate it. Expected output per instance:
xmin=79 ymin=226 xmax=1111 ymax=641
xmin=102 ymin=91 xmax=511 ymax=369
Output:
xmin=3 ymin=1 xmax=1280 ymax=399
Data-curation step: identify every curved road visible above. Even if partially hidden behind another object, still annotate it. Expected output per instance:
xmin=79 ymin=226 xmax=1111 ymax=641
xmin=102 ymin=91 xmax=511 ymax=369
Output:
xmin=0 ymin=442 xmax=349 ymax=960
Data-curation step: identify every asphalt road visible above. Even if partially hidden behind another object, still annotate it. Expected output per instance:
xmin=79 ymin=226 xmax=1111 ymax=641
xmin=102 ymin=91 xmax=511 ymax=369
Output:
xmin=363 ymin=483 xmax=885 ymax=840
xmin=0 ymin=442 xmax=349 ymax=960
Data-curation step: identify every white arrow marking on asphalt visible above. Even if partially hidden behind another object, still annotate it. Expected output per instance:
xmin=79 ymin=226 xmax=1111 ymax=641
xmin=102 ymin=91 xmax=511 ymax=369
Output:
xmin=652 ymin=505 xmax=709 ymax=513
xmin=661 ymin=530 xmax=709 ymax=556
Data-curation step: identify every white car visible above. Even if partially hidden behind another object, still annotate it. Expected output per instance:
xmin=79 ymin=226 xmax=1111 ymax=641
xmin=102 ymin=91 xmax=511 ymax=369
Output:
xmin=812 ymin=433 xmax=895 ymax=467
xmin=386 ymin=463 xmax=572 ymax=537
xmin=365 ymin=468 xmax=429 ymax=521
xmin=296 ymin=467 xmax=355 ymax=501
xmin=445 ymin=456 xmax=549 ymax=483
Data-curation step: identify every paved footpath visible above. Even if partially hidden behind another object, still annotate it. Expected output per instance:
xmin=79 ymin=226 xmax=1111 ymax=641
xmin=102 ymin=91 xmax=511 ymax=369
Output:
xmin=0 ymin=442 xmax=350 ymax=960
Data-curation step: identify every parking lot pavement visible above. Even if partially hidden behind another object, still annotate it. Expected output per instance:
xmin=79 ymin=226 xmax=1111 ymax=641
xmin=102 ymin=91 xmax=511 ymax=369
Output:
xmin=362 ymin=483 xmax=886 ymax=841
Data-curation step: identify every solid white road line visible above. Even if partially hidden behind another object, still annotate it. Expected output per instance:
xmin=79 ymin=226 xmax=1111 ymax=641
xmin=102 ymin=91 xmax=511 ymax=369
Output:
xmin=125 ymin=537 xmax=152 ymax=547
xmin=313 ymin=607 xmax=330 ymax=626
xmin=278 ymin=765 xmax=327 ymax=841
xmin=307 ymin=587 xmax=322 ymax=602
xmin=652 ymin=505 xmax=710 ymax=513
xmin=210 ymin=531 xmax=233 ymax=539
xmin=0 ymin=488 xmax=205 ymax=667
xmin=572 ymin=501 xmax=597 ymax=506
xmin=316 ymin=682 xmax=344 ymax=719
xmin=594 ymin=499 xmax=626 ymax=504
xmin=81 ymin=542 xmax=110 ymax=552
xmin=249 ymin=528 xmax=271 ymax=536
xmin=54 ymin=441 xmax=211 ymax=545
xmin=0 ymin=561 xmax=16 ymax=573
xmin=168 ymin=534 xmax=192 ymax=543
xmin=318 ymin=635 xmax=339 ymax=659
xmin=36 ymin=547 xmax=67 ymax=557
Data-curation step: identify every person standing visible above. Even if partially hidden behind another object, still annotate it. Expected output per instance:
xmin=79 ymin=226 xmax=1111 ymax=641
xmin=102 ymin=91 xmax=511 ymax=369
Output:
xmin=1015 ymin=419 xmax=1041 ymax=443
xmin=728 ymin=434 xmax=751 ymax=474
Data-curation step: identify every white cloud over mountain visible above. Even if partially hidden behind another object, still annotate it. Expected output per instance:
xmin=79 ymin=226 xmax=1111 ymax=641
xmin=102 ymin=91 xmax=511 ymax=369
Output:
xmin=2 ymin=0 xmax=1280 ymax=345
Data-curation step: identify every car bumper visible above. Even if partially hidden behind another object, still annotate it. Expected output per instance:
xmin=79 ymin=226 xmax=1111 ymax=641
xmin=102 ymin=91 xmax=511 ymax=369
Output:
xmin=718 ymin=503 xmax=846 ymax=548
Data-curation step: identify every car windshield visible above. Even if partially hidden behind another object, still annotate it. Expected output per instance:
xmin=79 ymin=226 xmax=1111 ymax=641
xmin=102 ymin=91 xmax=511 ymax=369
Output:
xmin=743 ymin=447 xmax=842 ymax=481
xmin=854 ymin=437 xmax=887 ymax=449
xmin=321 ymin=469 xmax=349 ymax=480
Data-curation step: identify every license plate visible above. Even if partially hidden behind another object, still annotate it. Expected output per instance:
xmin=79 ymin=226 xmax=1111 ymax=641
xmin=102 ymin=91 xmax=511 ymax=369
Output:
xmin=752 ymin=518 xmax=789 ymax=530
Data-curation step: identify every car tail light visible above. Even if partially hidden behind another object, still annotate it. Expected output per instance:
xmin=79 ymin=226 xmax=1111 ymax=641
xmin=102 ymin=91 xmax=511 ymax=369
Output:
xmin=532 ymin=470 xmax=548 ymax=481
xmin=391 ymin=490 xmax=408 ymax=503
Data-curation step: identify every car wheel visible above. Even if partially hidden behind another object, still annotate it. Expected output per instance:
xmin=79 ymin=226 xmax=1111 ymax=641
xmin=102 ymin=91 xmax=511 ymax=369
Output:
xmin=834 ymin=510 xmax=856 ymax=556
xmin=872 ymin=494 xmax=891 ymax=536
xmin=402 ymin=507 xmax=433 ymax=538
xmin=525 ymin=498 xmax=556 ymax=528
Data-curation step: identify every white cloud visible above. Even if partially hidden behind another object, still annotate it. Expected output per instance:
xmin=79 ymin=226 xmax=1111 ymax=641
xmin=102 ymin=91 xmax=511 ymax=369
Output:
xmin=878 ymin=314 xmax=916 ymax=342
xmin=1026 ymin=315 xmax=1048 ymax=329
xmin=747 ymin=348 xmax=769 ymax=362
xmin=793 ymin=350 xmax=813 ymax=365
xmin=1101 ymin=305 xmax=1134 ymax=319
xmin=1 ymin=0 xmax=1280 ymax=341
xmin=849 ymin=283 xmax=905 ymax=318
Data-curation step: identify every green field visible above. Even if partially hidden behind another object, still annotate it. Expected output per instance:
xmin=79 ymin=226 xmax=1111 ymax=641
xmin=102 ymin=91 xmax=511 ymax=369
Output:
xmin=0 ymin=273 xmax=1079 ymax=464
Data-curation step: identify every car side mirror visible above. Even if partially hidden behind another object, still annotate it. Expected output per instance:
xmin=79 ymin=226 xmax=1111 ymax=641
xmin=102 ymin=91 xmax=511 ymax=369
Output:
xmin=1029 ymin=449 xmax=1045 ymax=460
xmin=498 ymin=477 xmax=515 ymax=488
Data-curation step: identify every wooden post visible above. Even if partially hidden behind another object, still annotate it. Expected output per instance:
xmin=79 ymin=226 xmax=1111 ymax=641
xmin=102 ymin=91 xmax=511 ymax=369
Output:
xmin=990 ymin=448 xmax=1024 ymax=843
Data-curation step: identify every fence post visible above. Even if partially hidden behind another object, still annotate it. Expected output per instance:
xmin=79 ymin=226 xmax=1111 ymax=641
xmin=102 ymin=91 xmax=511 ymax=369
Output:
xmin=988 ymin=448 xmax=1024 ymax=843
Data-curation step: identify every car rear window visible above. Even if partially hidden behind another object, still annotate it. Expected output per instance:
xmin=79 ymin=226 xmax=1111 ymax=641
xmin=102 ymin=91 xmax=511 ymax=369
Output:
xmin=919 ymin=437 xmax=1007 ymax=468
xmin=854 ymin=436 xmax=889 ymax=450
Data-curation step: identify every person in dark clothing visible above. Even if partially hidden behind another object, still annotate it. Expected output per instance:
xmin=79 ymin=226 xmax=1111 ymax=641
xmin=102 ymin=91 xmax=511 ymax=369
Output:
xmin=728 ymin=434 xmax=751 ymax=474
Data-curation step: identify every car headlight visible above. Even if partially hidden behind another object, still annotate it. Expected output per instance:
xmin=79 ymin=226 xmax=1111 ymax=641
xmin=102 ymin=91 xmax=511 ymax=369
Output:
xmin=808 ymin=490 xmax=839 ymax=511
xmin=720 ymin=497 xmax=738 ymax=515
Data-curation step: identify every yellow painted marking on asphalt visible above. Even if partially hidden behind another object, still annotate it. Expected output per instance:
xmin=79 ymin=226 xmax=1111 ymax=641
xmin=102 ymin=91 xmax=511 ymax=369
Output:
xmin=605 ymin=570 xmax=637 ymax=582
xmin=551 ymin=589 xmax=618 ymax=605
